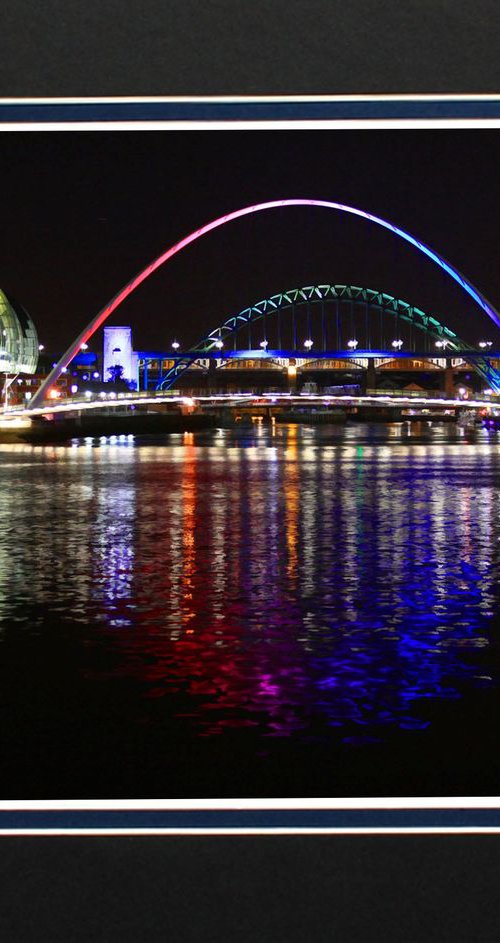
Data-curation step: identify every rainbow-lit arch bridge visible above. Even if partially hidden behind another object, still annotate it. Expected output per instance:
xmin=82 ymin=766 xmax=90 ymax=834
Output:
xmin=154 ymin=282 xmax=500 ymax=391
xmin=31 ymin=198 xmax=500 ymax=408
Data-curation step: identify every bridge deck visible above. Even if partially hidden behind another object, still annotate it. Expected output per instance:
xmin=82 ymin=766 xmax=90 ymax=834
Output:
xmin=1 ymin=389 xmax=498 ymax=421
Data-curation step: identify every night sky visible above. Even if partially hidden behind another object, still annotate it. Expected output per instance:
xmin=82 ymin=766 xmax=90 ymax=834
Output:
xmin=2 ymin=130 xmax=500 ymax=353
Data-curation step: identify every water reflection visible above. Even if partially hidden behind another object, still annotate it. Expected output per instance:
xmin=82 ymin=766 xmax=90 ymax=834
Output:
xmin=1 ymin=424 xmax=500 ymax=747
xmin=92 ymin=448 xmax=136 ymax=627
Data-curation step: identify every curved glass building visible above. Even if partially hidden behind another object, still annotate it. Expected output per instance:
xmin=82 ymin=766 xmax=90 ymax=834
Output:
xmin=0 ymin=289 xmax=38 ymax=374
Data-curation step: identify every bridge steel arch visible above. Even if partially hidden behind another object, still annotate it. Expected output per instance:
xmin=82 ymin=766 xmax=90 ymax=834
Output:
xmin=156 ymin=282 xmax=499 ymax=390
xmin=31 ymin=199 xmax=500 ymax=407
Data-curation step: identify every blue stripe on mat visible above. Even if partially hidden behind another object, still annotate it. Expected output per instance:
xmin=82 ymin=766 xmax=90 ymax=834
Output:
xmin=2 ymin=99 xmax=500 ymax=123
xmin=1 ymin=808 xmax=500 ymax=830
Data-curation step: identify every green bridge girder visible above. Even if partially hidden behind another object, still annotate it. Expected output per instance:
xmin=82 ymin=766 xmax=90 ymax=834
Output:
xmin=156 ymin=284 xmax=500 ymax=391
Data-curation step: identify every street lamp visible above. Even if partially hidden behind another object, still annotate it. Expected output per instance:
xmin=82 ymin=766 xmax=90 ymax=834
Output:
xmin=304 ymin=339 xmax=313 ymax=350
xmin=38 ymin=344 xmax=44 ymax=352
xmin=259 ymin=340 xmax=269 ymax=349
xmin=172 ymin=340 xmax=180 ymax=350
xmin=81 ymin=343 xmax=88 ymax=350
xmin=214 ymin=339 xmax=224 ymax=350
xmin=479 ymin=340 xmax=493 ymax=348
xmin=347 ymin=339 xmax=358 ymax=349
xmin=435 ymin=340 xmax=448 ymax=349
xmin=391 ymin=339 xmax=403 ymax=349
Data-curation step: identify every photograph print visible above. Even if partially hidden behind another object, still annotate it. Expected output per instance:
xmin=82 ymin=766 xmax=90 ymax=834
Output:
xmin=0 ymin=126 xmax=499 ymax=801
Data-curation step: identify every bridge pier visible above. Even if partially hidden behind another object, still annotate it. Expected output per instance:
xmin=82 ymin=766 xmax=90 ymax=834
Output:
xmin=443 ymin=360 xmax=455 ymax=397
xmin=286 ymin=360 xmax=298 ymax=391
xmin=366 ymin=359 xmax=377 ymax=392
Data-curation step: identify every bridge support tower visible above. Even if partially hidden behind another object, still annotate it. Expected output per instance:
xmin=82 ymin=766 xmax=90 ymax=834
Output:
xmin=366 ymin=359 xmax=377 ymax=392
xmin=286 ymin=360 xmax=298 ymax=391
xmin=444 ymin=360 xmax=455 ymax=397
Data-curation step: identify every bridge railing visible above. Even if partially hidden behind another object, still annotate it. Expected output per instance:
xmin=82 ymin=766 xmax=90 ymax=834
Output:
xmin=5 ymin=386 xmax=500 ymax=416
xmin=363 ymin=388 xmax=499 ymax=401
xmin=39 ymin=388 xmax=500 ymax=402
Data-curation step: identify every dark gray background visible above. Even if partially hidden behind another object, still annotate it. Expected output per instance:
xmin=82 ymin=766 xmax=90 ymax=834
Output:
xmin=1 ymin=835 xmax=499 ymax=942
xmin=1 ymin=0 xmax=500 ymax=97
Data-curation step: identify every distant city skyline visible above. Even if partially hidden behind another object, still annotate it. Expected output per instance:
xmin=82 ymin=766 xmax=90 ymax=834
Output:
xmin=2 ymin=130 xmax=500 ymax=353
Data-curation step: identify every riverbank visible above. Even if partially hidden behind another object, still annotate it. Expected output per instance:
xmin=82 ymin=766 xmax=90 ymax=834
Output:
xmin=0 ymin=410 xmax=466 ymax=444
xmin=0 ymin=412 xmax=217 ymax=444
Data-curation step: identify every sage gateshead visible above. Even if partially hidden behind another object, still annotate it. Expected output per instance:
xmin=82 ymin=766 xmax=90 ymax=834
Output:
xmin=0 ymin=289 xmax=38 ymax=374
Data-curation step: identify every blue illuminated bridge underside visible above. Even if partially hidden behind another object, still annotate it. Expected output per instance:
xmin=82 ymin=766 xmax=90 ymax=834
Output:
xmin=153 ymin=284 xmax=500 ymax=392
xmin=138 ymin=349 xmax=500 ymax=361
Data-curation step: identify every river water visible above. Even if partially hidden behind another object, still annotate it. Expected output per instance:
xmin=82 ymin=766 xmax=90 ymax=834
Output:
xmin=1 ymin=421 xmax=500 ymax=798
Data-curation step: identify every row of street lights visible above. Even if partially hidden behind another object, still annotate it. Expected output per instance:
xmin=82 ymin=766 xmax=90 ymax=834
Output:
xmin=166 ymin=338 xmax=497 ymax=352
xmin=169 ymin=337 xmax=385 ymax=352
xmin=36 ymin=336 xmax=499 ymax=361
xmin=37 ymin=342 xmax=89 ymax=354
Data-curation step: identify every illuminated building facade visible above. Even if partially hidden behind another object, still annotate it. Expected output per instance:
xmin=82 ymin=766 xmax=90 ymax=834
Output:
xmin=103 ymin=326 xmax=138 ymax=387
xmin=0 ymin=288 xmax=38 ymax=374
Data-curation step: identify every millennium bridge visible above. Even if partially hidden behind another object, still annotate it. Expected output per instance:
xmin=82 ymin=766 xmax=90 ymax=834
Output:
xmin=3 ymin=198 xmax=500 ymax=432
